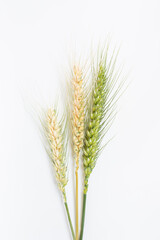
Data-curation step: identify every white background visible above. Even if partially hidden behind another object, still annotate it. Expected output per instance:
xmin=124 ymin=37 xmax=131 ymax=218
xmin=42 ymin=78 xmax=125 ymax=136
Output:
xmin=0 ymin=0 xmax=160 ymax=239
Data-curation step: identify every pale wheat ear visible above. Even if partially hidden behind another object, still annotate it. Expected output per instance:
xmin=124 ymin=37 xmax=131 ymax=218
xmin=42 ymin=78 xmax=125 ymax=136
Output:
xmin=40 ymin=106 xmax=75 ymax=240
xmin=45 ymin=107 xmax=68 ymax=201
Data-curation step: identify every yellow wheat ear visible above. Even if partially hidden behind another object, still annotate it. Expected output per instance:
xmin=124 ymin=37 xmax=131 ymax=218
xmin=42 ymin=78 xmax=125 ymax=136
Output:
xmin=71 ymin=65 xmax=85 ymax=240
xmin=72 ymin=65 xmax=85 ymax=161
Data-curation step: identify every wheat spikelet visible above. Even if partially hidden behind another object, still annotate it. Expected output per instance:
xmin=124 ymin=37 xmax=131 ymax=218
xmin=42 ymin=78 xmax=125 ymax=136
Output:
xmin=72 ymin=65 xmax=85 ymax=166
xmin=46 ymin=108 xmax=68 ymax=201
xmin=83 ymin=49 xmax=123 ymax=194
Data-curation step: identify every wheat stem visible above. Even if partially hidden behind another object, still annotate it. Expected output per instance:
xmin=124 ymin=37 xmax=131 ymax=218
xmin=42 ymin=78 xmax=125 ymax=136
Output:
xmin=75 ymin=171 xmax=79 ymax=240
xmin=64 ymin=201 xmax=75 ymax=240
xmin=75 ymin=152 xmax=79 ymax=240
xmin=79 ymin=193 xmax=87 ymax=240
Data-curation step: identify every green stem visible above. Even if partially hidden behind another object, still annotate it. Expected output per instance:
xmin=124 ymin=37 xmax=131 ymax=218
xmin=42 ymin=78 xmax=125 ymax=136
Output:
xmin=64 ymin=202 xmax=75 ymax=240
xmin=79 ymin=193 xmax=87 ymax=240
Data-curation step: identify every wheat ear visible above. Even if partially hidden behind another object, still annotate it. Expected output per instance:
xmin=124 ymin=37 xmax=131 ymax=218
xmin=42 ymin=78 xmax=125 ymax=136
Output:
xmin=80 ymin=48 xmax=123 ymax=240
xmin=45 ymin=108 xmax=75 ymax=239
xmin=46 ymin=108 xmax=68 ymax=200
xmin=71 ymin=65 xmax=85 ymax=240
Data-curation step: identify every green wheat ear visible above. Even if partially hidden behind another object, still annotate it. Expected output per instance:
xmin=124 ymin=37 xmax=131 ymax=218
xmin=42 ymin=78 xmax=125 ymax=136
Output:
xmin=83 ymin=47 xmax=124 ymax=194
